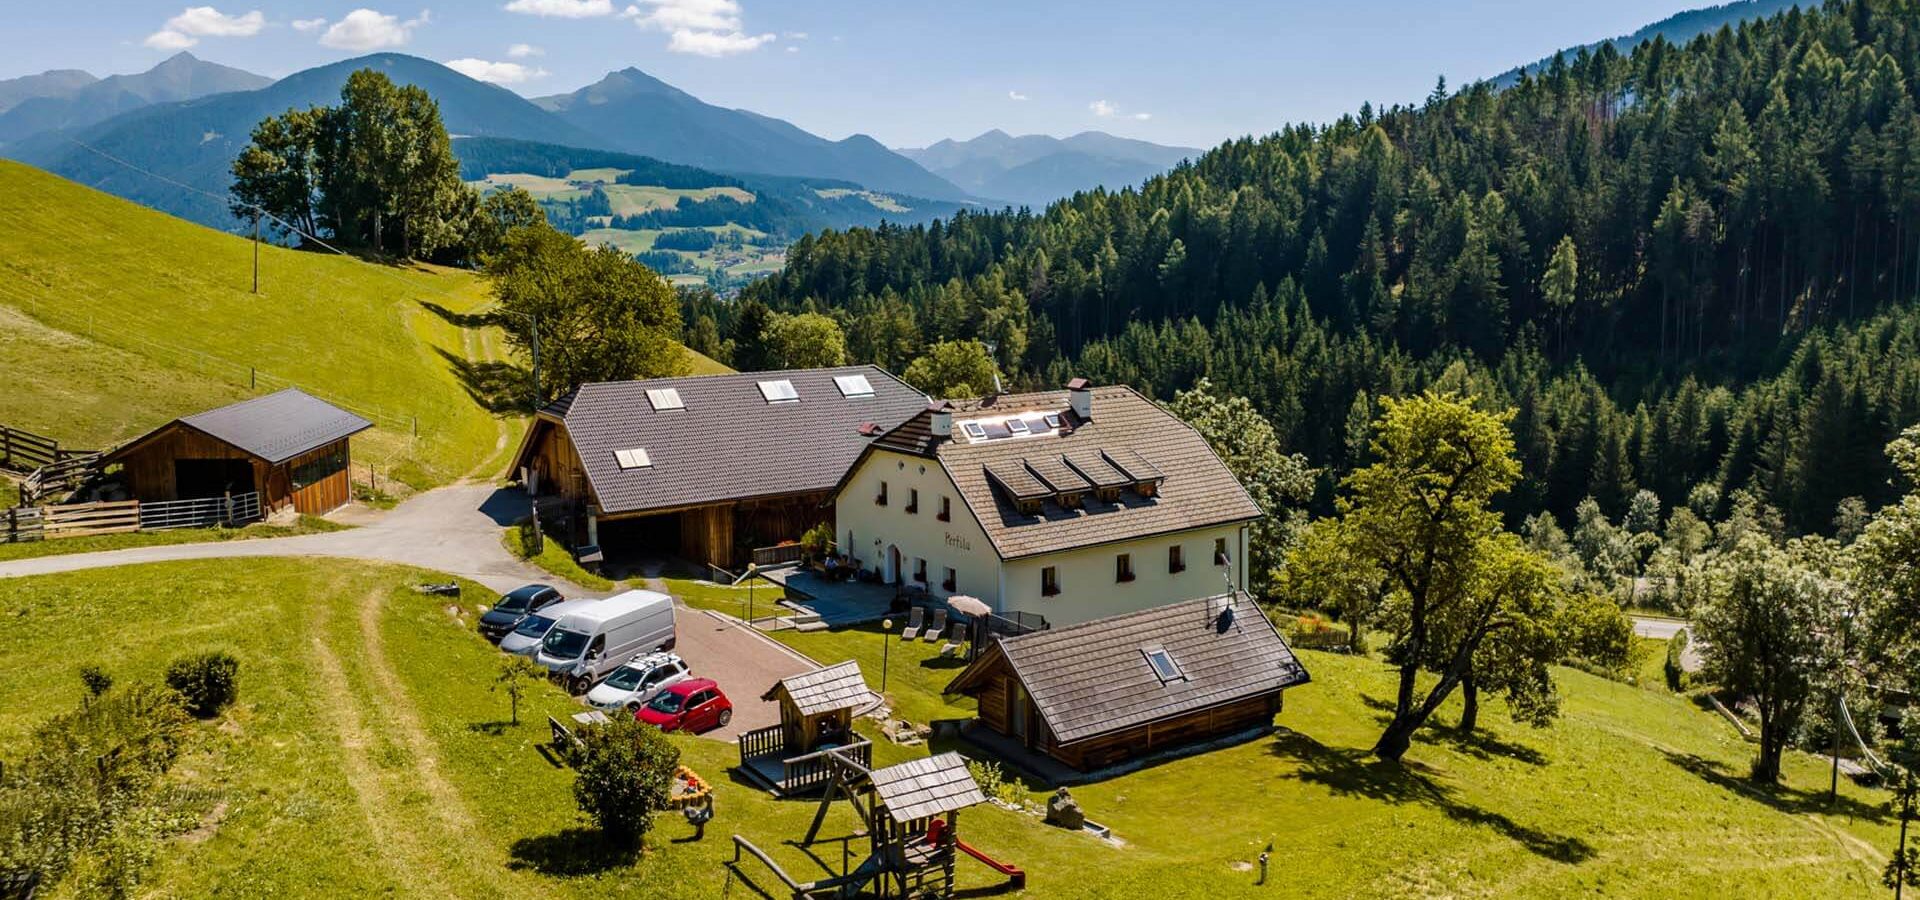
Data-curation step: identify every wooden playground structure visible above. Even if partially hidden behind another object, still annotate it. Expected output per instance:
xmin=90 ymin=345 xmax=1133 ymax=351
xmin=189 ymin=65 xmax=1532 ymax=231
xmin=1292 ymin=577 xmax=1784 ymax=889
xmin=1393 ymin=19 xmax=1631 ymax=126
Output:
xmin=727 ymin=751 xmax=1024 ymax=899
xmin=739 ymin=661 xmax=876 ymax=796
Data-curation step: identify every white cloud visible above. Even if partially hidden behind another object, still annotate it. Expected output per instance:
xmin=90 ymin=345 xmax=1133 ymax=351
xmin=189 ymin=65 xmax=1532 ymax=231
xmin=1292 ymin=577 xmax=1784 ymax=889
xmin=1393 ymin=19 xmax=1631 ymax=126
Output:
xmin=1089 ymin=99 xmax=1151 ymax=120
xmin=446 ymin=58 xmax=549 ymax=84
xmin=507 ymin=42 xmax=543 ymax=57
xmin=292 ymin=17 xmax=328 ymax=32
xmin=1008 ymin=90 xmax=1028 ymax=101
xmin=783 ymin=31 xmax=807 ymax=39
xmin=504 ymin=0 xmax=614 ymax=16
xmin=786 ymin=45 xmax=799 ymax=53
xmin=319 ymin=8 xmax=430 ymax=51
xmin=144 ymin=6 xmax=265 ymax=50
xmin=624 ymin=0 xmax=774 ymax=57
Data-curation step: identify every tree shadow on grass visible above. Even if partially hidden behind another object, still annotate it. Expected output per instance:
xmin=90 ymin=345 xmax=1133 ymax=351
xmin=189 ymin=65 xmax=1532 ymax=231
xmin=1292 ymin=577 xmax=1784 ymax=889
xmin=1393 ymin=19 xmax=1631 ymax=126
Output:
xmin=1270 ymin=729 xmax=1594 ymax=863
xmin=435 ymin=346 xmax=531 ymax=414
xmin=1356 ymin=694 xmax=1548 ymax=766
xmin=508 ymin=826 xmax=638 ymax=876
xmin=917 ymin=655 xmax=968 ymax=672
xmin=466 ymin=720 xmax=512 ymax=736
xmin=419 ymin=300 xmax=496 ymax=329
xmin=1658 ymin=748 xmax=1890 ymax=824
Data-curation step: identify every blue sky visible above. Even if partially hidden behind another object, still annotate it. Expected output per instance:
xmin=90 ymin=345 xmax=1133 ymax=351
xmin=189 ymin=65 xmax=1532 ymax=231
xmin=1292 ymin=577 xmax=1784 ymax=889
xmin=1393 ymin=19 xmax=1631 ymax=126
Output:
xmin=8 ymin=1 xmax=1706 ymax=149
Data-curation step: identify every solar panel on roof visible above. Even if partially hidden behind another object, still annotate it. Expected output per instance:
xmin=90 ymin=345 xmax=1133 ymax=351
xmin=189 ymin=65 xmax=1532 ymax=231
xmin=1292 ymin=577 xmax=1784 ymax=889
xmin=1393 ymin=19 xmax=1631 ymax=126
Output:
xmin=833 ymin=374 xmax=875 ymax=397
xmin=758 ymin=379 xmax=799 ymax=403
xmin=645 ymin=388 xmax=684 ymax=411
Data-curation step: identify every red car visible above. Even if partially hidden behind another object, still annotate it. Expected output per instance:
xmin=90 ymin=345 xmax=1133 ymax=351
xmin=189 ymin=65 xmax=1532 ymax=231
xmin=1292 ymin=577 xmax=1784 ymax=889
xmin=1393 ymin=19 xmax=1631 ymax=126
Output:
xmin=635 ymin=678 xmax=733 ymax=734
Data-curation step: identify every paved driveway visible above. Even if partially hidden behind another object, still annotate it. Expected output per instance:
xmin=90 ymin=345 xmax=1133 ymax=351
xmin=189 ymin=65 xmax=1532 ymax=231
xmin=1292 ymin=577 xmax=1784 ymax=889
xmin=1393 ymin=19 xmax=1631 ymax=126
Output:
xmin=0 ymin=483 xmax=821 ymax=741
xmin=1631 ymin=615 xmax=1688 ymax=641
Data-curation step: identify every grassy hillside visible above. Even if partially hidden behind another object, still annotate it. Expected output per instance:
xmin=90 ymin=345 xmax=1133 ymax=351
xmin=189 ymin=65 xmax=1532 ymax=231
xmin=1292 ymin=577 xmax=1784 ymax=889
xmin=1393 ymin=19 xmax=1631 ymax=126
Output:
xmin=0 ymin=160 xmax=726 ymax=489
xmin=2 ymin=558 xmax=1891 ymax=898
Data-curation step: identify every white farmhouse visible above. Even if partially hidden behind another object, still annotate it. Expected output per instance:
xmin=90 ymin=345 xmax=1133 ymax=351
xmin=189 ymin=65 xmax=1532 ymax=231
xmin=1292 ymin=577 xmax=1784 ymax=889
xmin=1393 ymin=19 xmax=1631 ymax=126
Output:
xmin=829 ymin=378 xmax=1260 ymax=627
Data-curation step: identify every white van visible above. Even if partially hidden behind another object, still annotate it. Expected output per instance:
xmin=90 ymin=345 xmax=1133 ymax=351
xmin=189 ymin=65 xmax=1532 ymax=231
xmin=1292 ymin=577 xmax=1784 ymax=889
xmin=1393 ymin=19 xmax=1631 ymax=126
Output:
xmin=535 ymin=590 xmax=677 ymax=693
xmin=499 ymin=598 xmax=595 ymax=656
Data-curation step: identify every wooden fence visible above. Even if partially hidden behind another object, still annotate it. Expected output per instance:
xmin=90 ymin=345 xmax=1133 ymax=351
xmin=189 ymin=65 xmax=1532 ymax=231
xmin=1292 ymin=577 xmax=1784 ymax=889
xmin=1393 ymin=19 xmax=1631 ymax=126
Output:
xmin=0 ymin=493 xmax=263 ymax=545
xmin=20 ymin=452 xmax=104 ymax=506
xmin=0 ymin=426 xmax=61 ymax=473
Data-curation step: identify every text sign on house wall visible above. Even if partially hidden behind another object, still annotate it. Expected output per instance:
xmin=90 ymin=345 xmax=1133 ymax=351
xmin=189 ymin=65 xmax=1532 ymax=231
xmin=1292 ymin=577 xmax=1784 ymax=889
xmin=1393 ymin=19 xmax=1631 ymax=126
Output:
xmin=945 ymin=532 xmax=973 ymax=552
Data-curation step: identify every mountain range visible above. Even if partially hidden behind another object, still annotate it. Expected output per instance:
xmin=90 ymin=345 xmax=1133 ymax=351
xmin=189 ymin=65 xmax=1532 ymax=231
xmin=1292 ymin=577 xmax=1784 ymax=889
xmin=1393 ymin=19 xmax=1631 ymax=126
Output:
xmin=898 ymin=129 xmax=1200 ymax=208
xmin=1492 ymin=0 xmax=1799 ymax=87
xmin=532 ymin=68 xmax=970 ymax=203
xmin=0 ymin=52 xmax=271 ymax=147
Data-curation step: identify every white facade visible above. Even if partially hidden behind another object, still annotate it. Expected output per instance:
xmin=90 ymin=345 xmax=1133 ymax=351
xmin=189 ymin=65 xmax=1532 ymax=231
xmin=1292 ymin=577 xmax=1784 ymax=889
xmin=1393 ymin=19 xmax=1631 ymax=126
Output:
xmin=834 ymin=447 xmax=1251 ymax=626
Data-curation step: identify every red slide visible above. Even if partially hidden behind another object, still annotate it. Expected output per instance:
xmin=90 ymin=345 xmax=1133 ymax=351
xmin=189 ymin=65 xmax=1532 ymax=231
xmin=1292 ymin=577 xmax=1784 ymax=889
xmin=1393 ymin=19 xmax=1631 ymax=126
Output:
xmin=954 ymin=837 xmax=1027 ymax=888
xmin=927 ymin=820 xmax=1026 ymax=888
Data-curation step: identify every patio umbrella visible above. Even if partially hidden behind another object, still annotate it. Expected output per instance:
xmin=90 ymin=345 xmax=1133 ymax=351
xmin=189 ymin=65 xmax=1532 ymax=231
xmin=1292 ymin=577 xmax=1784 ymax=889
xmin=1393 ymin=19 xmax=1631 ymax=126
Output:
xmin=946 ymin=595 xmax=990 ymax=618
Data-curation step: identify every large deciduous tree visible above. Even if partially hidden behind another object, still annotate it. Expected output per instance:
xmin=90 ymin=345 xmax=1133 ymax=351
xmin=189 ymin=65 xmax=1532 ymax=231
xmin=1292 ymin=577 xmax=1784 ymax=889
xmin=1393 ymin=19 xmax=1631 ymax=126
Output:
xmin=1168 ymin=379 xmax=1314 ymax=599
xmin=1307 ymin=393 xmax=1617 ymax=760
xmin=764 ymin=312 xmax=849 ymax=369
xmin=1693 ymin=534 xmax=1833 ymax=784
xmin=902 ymin=340 xmax=999 ymax=398
xmin=231 ymin=69 xmax=474 ymax=259
xmin=487 ymin=226 xmax=684 ymax=401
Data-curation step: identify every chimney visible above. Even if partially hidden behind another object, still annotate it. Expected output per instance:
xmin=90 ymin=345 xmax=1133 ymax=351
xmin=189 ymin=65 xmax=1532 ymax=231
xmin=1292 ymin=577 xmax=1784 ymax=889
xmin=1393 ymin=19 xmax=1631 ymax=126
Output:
xmin=1067 ymin=377 xmax=1092 ymax=421
xmin=928 ymin=399 xmax=955 ymax=439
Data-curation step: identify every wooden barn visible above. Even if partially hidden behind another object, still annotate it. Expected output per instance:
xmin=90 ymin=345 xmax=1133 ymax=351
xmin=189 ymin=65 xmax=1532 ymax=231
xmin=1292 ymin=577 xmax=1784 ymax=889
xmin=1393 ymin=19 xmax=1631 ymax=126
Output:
xmin=103 ymin=389 xmax=371 ymax=517
xmin=508 ymin=366 xmax=926 ymax=570
xmin=943 ymin=592 xmax=1310 ymax=777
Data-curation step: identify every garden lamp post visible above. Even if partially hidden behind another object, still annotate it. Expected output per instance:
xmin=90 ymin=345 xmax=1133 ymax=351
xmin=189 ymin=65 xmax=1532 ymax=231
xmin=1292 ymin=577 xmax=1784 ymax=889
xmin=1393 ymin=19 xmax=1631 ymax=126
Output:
xmin=881 ymin=618 xmax=893 ymax=693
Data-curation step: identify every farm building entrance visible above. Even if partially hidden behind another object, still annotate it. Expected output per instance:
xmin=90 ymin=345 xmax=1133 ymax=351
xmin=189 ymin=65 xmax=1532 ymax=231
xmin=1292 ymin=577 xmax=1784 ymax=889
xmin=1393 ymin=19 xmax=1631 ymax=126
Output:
xmin=173 ymin=459 xmax=255 ymax=500
xmin=595 ymin=513 xmax=682 ymax=564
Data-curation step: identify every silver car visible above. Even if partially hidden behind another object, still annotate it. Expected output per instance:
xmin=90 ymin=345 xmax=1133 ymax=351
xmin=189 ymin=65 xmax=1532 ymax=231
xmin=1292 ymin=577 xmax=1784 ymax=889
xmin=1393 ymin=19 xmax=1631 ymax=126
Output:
xmin=499 ymin=599 xmax=594 ymax=656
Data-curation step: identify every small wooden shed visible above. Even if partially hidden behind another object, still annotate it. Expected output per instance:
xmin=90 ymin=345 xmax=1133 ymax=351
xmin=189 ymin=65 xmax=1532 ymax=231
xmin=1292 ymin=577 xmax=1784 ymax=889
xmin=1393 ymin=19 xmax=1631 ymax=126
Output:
xmin=944 ymin=592 xmax=1311 ymax=775
xmin=739 ymin=660 xmax=876 ymax=795
xmin=104 ymin=389 xmax=372 ymax=517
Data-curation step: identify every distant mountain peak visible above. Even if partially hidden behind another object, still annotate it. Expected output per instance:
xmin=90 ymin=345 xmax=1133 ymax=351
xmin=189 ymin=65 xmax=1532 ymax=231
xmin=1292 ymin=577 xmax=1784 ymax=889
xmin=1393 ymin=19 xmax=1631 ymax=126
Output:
xmin=897 ymin=129 xmax=1200 ymax=207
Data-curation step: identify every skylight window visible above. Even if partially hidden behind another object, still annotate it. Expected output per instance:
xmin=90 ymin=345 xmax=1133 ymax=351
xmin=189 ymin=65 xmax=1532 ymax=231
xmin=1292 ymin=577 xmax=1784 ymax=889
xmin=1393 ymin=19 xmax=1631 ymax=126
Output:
xmin=1006 ymin=418 xmax=1031 ymax=435
xmin=1044 ymin=413 xmax=1063 ymax=429
xmin=833 ymin=374 xmax=875 ymax=398
xmin=614 ymin=448 xmax=653 ymax=470
xmin=962 ymin=421 xmax=988 ymax=441
xmin=645 ymin=388 xmax=684 ymax=411
xmin=1143 ymin=647 xmax=1183 ymax=683
xmin=758 ymin=379 xmax=799 ymax=403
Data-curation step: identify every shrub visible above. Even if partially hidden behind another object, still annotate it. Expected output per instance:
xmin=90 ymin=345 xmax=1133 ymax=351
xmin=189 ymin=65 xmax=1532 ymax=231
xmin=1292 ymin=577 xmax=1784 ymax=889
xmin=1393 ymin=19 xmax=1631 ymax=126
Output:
xmin=1664 ymin=629 xmax=1693 ymax=692
xmin=572 ymin=716 xmax=680 ymax=844
xmin=799 ymin=521 xmax=834 ymax=563
xmin=1285 ymin=612 xmax=1353 ymax=653
xmin=79 ymin=665 xmax=113 ymax=701
xmin=966 ymin=759 xmax=1024 ymax=806
xmin=164 ymin=652 xmax=240 ymax=718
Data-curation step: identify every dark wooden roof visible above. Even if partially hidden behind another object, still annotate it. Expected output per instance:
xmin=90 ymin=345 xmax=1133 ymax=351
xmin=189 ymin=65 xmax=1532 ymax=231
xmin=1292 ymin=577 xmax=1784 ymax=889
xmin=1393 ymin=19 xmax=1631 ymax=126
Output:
xmin=867 ymin=753 xmax=987 ymax=823
xmin=864 ymin=386 xmax=1260 ymax=559
xmin=764 ymin=660 xmax=870 ymax=716
xmin=107 ymin=389 xmax=371 ymax=466
xmin=516 ymin=366 xmax=925 ymax=516
xmin=945 ymin=593 xmax=1310 ymax=746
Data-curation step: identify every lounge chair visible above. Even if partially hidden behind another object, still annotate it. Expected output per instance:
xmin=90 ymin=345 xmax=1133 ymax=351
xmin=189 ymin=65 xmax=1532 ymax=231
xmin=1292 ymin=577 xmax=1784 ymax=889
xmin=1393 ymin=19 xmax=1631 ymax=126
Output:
xmin=922 ymin=608 xmax=948 ymax=642
xmin=901 ymin=605 xmax=924 ymax=640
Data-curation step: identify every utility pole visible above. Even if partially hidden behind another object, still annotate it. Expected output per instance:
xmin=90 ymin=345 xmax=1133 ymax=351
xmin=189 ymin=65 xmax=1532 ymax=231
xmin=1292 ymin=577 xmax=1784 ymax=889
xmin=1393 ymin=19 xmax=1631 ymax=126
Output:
xmin=251 ymin=209 xmax=261 ymax=295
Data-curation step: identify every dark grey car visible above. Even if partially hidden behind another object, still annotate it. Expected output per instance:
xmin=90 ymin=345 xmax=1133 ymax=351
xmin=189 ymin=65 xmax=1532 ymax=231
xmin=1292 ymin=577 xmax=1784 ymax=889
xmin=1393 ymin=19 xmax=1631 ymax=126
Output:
xmin=479 ymin=584 xmax=563 ymax=642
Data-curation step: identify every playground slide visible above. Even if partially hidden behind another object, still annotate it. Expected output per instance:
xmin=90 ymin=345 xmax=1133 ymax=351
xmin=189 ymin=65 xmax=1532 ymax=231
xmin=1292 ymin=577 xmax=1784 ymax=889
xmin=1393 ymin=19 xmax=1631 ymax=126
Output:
xmin=954 ymin=838 xmax=1027 ymax=888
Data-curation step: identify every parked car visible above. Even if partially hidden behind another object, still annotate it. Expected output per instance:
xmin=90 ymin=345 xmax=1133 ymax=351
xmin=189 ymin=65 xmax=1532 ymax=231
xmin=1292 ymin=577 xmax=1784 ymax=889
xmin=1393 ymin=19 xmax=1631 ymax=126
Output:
xmin=535 ymin=589 xmax=676 ymax=694
xmin=585 ymin=652 xmax=691 ymax=712
xmin=499 ymin=598 xmax=595 ymax=656
xmin=636 ymin=678 xmax=733 ymax=734
xmin=478 ymin=584 xmax=564 ymax=642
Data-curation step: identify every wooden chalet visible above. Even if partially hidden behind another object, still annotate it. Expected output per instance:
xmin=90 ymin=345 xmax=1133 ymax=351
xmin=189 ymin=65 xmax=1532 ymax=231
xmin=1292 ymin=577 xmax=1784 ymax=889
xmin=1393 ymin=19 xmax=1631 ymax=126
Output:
xmin=508 ymin=366 xmax=925 ymax=570
xmin=738 ymin=660 xmax=875 ymax=795
xmin=944 ymin=592 xmax=1310 ymax=775
xmin=103 ymin=389 xmax=370 ymax=517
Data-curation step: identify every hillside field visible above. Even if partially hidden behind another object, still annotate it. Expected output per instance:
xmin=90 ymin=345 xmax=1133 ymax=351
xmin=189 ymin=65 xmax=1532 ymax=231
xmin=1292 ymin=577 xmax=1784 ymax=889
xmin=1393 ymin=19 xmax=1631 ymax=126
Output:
xmin=0 ymin=161 xmax=725 ymax=488
xmin=1 ymin=558 xmax=1893 ymax=898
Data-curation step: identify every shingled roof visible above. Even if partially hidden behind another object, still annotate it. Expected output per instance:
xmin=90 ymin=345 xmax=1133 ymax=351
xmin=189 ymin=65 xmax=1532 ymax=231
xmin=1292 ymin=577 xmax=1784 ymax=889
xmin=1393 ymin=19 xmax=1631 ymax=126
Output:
xmin=516 ymin=366 xmax=925 ymax=516
xmin=764 ymin=660 xmax=872 ymax=716
xmin=867 ymin=753 xmax=987 ymax=823
xmin=944 ymin=593 xmax=1310 ymax=746
xmin=110 ymin=389 xmax=372 ymax=465
xmin=857 ymin=385 xmax=1260 ymax=559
